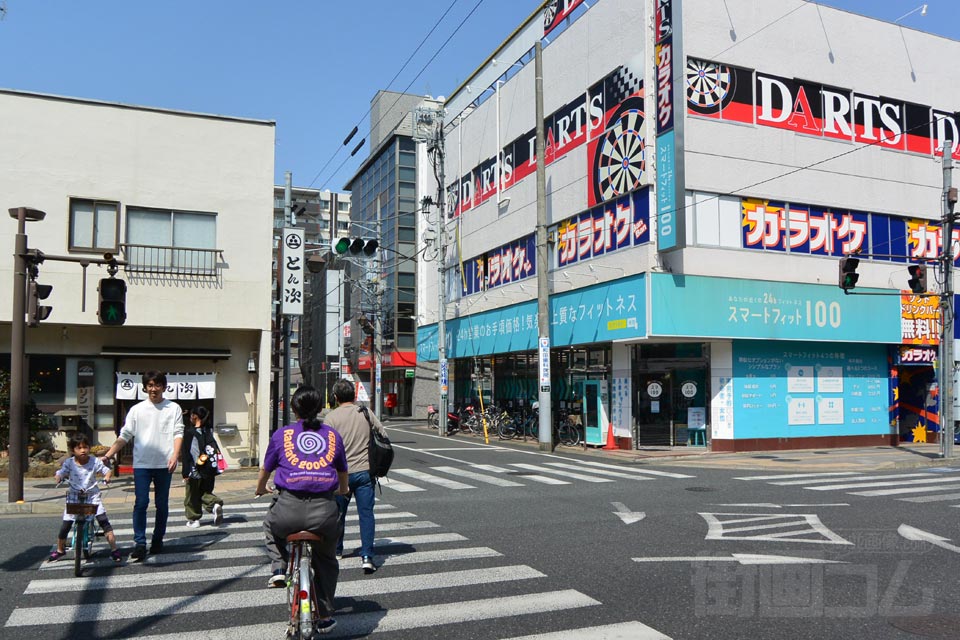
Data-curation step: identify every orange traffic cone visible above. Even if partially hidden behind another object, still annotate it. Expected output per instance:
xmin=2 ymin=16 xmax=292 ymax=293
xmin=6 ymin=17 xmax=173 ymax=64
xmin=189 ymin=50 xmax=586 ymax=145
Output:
xmin=602 ymin=424 xmax=618 ymax=450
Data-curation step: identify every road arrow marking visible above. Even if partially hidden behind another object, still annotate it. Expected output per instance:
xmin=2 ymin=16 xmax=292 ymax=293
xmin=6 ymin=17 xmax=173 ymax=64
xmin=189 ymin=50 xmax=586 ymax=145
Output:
xmin=612 ymin=502 xmax=645 ymax=524
xmin=898 ymin=524 xmax=960 ymax=554
xmin=632 ymin=554 xmax=844 ymax=565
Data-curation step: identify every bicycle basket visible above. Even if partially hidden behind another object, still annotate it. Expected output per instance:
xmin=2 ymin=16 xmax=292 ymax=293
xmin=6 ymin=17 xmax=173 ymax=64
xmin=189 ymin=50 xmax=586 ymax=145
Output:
xmin=66 ymin=503 xmax=98 ymax=516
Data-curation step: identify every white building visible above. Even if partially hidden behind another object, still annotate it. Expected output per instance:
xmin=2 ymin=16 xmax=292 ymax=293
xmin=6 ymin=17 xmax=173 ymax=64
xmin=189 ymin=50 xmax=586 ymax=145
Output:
xmin=418 ymin=0 xmax=960 ymax=452
xmin=0 ymin=89 xmax=275 ymax=467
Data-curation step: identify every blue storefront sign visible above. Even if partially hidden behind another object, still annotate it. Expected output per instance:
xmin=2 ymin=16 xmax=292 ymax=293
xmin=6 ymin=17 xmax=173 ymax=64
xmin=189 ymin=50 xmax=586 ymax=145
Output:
xmin=417 ymin=274 xmax=647 ymax=361
xmin=651 ymin=273 xmax=901 ymax=343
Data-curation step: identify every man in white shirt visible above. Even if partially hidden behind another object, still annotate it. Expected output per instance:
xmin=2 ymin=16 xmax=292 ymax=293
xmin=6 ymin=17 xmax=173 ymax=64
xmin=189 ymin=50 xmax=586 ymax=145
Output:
xmin=102 ymin=371 xmax=183 ymax=562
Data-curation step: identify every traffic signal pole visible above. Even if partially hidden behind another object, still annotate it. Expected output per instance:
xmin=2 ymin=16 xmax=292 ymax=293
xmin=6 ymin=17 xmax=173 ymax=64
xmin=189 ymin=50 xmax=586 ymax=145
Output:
xmin=941 ymin=131 xmax=956 ymax=458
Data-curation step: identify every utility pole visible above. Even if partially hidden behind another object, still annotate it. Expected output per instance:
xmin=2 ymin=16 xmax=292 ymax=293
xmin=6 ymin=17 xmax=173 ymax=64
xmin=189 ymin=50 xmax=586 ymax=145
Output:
xmin=374 ymin=194 xmax=384 ymax=420
xmin=941 ymin=131 xmax=957 ymax=458
xmin=282 ymin=171 xmax=292 ymax=427
xmin=535 ymin=41 xmax=553 ymax=451
xmin=435 ymin=112 xmax=449 ymax=437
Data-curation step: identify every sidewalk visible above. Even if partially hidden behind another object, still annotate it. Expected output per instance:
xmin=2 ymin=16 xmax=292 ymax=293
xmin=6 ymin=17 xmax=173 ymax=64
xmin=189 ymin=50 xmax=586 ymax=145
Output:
xmin=1 ymin=422 xmax=954 ymax=515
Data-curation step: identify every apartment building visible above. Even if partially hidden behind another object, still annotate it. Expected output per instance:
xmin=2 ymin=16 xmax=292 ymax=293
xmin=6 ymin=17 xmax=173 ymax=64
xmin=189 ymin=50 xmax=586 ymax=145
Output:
xmin=0 ymin=90 xmax=275 ymax=466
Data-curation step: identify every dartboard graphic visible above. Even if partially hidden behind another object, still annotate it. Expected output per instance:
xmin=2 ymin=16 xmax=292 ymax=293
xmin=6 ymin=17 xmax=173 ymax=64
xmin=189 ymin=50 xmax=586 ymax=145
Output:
xmin=543 ymin=0 xmax=559 ymax=31
xmin=685 ymin=59 xmax=735 ymax=115
xmin=592 ymin=97 xmax=646 ymax=205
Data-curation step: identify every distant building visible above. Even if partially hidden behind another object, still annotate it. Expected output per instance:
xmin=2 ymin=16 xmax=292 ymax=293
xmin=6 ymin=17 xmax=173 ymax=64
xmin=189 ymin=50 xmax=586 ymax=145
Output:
xmin=345 ymin=91 xmax=440 ymax=416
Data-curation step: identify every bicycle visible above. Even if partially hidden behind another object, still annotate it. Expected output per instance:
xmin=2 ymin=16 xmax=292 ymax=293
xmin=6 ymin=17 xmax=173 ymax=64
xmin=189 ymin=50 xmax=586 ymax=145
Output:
xmin=60 ymin=481 xmax=103 ymax=577
xmin=285 ymin=530 xmax=330 ymax=639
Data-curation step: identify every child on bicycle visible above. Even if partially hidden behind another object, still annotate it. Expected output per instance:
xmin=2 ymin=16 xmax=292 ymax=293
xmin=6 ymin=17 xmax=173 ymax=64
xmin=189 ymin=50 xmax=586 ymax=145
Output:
xmin=50 ymin=432 xmax=122 ymax=563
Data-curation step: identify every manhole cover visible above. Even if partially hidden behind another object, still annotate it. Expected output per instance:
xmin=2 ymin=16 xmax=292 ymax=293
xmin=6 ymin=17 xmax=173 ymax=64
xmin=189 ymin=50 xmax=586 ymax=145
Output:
xmin=890 ymin=615 xmax=960 ymax=638
xmin=751 ymin=455 xmax=777 ymax=459
xmin=684 ymin=486 xmax=717 ymax=492
xmin=813 ymin=451 xmax=830 ymax=455
xmin=778 ymin=458 xmax=803 ymax=462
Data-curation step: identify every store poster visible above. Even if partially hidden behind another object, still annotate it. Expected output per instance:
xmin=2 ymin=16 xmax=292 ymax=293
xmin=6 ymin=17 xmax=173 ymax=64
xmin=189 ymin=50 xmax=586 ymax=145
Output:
xmin=732 ymin=340 xmax=888 ymax=439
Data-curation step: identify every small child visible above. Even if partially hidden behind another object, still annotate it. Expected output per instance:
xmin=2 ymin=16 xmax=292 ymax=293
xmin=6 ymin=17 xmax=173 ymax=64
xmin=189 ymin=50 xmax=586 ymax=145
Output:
xmin=181 ymin=406 xmax=225 ymax=527
xmin=50 ymin=432 xmax=122 ymax=563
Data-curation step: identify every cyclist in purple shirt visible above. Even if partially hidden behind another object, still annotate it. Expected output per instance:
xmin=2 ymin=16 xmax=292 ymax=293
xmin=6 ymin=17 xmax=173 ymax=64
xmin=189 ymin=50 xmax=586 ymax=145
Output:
xmin=257 ymin=386 xmax=348 ymax=634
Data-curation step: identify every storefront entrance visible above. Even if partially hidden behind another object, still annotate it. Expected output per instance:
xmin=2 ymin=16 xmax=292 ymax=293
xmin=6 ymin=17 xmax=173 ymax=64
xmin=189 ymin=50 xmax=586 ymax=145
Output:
xmin=632 ymin=344 xmax=709 ymax=448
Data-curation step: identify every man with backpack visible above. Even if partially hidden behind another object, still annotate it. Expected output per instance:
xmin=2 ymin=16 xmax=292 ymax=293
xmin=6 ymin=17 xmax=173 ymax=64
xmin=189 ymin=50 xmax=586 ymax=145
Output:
xmin=325 ymin=378 xmax=388 ymax=574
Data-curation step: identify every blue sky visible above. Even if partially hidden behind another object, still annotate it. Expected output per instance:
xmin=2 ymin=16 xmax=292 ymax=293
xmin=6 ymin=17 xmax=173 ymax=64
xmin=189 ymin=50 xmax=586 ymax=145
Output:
xmin=0 ymin=1 xmax=953 ymax=189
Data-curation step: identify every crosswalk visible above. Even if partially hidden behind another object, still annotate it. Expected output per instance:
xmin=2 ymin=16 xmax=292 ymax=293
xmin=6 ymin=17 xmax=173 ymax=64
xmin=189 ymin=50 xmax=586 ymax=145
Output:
xmin=5 ymin=500 xmax=673 ymax=639
xmin=735 ymin=469 xmax=960 ymax=505
xmin=379 ymin=460 xmax=694 ymax=493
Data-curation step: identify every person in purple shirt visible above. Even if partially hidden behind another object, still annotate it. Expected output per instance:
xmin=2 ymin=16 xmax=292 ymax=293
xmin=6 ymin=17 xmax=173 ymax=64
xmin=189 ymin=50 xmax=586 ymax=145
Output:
xmin=256 ymin=386 xmax=348 ymax=635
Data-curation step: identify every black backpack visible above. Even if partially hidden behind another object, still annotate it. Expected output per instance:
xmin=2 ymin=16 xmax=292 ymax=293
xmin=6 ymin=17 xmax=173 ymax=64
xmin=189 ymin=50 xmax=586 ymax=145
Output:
xmin=359 ymin=406 xmax=394 ymax=479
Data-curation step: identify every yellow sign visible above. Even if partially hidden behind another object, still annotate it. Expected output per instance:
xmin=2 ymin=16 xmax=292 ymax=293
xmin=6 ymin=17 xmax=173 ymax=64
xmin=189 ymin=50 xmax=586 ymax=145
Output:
xmin=900 ymin=293 xmax=940 ymax=345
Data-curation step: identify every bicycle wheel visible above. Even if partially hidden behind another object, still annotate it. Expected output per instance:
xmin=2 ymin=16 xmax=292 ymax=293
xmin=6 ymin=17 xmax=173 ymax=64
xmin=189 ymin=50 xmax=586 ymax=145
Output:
xmin=74 ymin=521 xmax=84 ymax=577
xmin=297 ymin=551 xmax=315 ymax=639
xmin=84 ymin=520 xmax=97 ymax=560
xmin=559 ymin=421 xmax=581 ymax=447
xmin=497 ymin=416 xmax=518 ymax=440
xmin=427 ymin=412 xmax=438 ymax=428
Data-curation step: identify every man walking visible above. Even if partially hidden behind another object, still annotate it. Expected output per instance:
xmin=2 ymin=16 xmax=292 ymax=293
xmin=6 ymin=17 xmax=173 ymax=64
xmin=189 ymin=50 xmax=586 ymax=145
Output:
xmin=325 ymin=378 xmax=385 ymax=574
xmin=102 ymin=370 xmax=183 ymax=561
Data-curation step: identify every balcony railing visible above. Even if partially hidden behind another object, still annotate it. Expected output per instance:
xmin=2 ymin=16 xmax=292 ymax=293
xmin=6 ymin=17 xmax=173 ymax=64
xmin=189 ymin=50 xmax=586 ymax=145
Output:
xmin=120 ymin=243 xmax=224 ymax=277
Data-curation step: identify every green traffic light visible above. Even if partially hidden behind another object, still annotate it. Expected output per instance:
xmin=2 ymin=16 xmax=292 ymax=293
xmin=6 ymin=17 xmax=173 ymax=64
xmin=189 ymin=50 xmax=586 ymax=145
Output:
xmin=335 ymin=238 xmax=351 ymax=254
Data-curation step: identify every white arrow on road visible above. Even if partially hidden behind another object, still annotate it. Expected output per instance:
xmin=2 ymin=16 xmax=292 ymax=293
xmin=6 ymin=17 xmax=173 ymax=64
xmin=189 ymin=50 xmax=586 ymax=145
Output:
xmin=632 ymin=554 xmax=844 ymax=565
xmin=611 ymin=502 xmax=645 ymax=524
xmin=898 ymin=524 xmax=960 ymax=553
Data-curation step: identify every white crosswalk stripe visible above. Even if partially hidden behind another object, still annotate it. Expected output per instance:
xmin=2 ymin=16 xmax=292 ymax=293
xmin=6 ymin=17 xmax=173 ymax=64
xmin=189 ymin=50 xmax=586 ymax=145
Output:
xmin=390 ymin=468 xmax=476 ymax=489
xmin=510 ymin=463 xmax=614 ymax=483
xmin=372 ymin=462 xmax=695 ymax=492
xmin=6 ymin=499 xmax=677 ymax=638
xmin=430 ymin=465 xmax=526 ymax=486
xmin=736 ymin=470 xmax=960 ymax=506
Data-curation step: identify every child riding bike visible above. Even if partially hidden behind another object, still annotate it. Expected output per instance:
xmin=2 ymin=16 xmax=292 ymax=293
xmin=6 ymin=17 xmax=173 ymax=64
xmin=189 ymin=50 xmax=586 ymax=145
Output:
xmin=50 ymin=432 xmax=122 ymax=563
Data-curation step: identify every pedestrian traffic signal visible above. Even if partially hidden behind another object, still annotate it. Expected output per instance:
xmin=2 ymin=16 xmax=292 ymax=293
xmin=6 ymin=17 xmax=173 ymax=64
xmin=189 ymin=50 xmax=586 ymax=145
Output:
xmin=334 ymin=237 xmax=379 ymax=257
xmin=838 ymin=257 xmax=860 ymax=292
xmin=907 ymin=264 xmax=928 ymax=294
xmin=98 ymin=277 xmax=127 ymax=326
xmin=27 ymin=281 xmax=53 ymax=327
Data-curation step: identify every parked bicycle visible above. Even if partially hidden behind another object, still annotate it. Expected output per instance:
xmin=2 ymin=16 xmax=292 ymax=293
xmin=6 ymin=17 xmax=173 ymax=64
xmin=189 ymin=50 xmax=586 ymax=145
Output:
xmin=426 ymin=404 xmax=439 ymax=428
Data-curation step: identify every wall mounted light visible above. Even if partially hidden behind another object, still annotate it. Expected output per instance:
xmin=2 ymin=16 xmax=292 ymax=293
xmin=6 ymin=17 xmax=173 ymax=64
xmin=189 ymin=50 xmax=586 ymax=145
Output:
xmin=247 ymin=352 xmax=258 ymax=373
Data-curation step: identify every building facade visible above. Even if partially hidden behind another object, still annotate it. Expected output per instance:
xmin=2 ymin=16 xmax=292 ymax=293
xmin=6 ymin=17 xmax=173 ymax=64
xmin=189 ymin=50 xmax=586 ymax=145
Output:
xmin=0 ymin=90 xmax=276 ymax=466
xmin=345 ymin=91 xmax=440 ymax=416
xmin=416 ymin=0 xmax=960 ymax=451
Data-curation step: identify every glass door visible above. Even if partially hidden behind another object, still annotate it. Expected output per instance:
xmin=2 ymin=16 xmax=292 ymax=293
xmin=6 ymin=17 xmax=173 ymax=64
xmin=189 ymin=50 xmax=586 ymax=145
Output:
xmin=634 ymin=372 xmax=672 ymax=446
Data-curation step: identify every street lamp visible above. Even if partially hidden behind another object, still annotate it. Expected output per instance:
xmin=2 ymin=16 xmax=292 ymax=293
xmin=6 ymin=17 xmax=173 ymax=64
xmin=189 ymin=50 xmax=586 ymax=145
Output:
xmin=7 ymin=206 xmax=46 ymax=503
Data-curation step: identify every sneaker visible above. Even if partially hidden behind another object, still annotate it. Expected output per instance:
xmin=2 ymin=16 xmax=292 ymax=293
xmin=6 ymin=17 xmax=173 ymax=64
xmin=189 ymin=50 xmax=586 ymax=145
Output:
xmin=361 ymin=556 xmax=376 ymax=574
xmin=335 ymin=553 xmax=342 ymax=561
xmin=212 ymin=503 xmax=223 ymax=525
xmin=129 ymin=545 xmax=147 ymax=562
xmin=110 ymin=549 xmax=122 ymax=563
xmin=267 ymin=569 xmax=285 ymax=588
xmin=314 ymin=618 xmax=337 ymax=635
xmin=48 ymin=550 xmax=67 ymax=562
xmin=149 ymin=541 xmax=164 ymax=555
xmin=185 ymin=519 xmax=200 ymax=528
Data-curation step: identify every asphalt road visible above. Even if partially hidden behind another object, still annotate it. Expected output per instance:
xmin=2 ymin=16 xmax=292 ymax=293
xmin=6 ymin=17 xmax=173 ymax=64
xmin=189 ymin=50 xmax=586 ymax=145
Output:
xmin=2 ymin=427 xmax=960 ymax=639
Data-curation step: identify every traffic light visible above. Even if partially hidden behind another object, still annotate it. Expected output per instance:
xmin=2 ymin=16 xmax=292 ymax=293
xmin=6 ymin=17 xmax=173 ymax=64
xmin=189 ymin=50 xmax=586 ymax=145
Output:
xmin=907 ymin=264 xmax=928 ymax=294
xmin=98 ymin=277 xmax=127 ymax=326
xmin=334 ymin=237 xmax=379 ymax=257
xmin=838 ymin=257 xmax=860 ymax=292
xmin=27 ymin=281 xmax=53 ymax=327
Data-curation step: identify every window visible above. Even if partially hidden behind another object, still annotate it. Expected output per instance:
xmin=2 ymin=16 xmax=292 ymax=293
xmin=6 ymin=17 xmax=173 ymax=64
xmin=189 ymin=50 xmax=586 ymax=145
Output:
xmin=337 ymin=201 xmax=350 ymax=212
xmin=126 ymin=207 xmax=217 ymax=272
xmin=69 ymin=198 xmax=119 ymax=253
